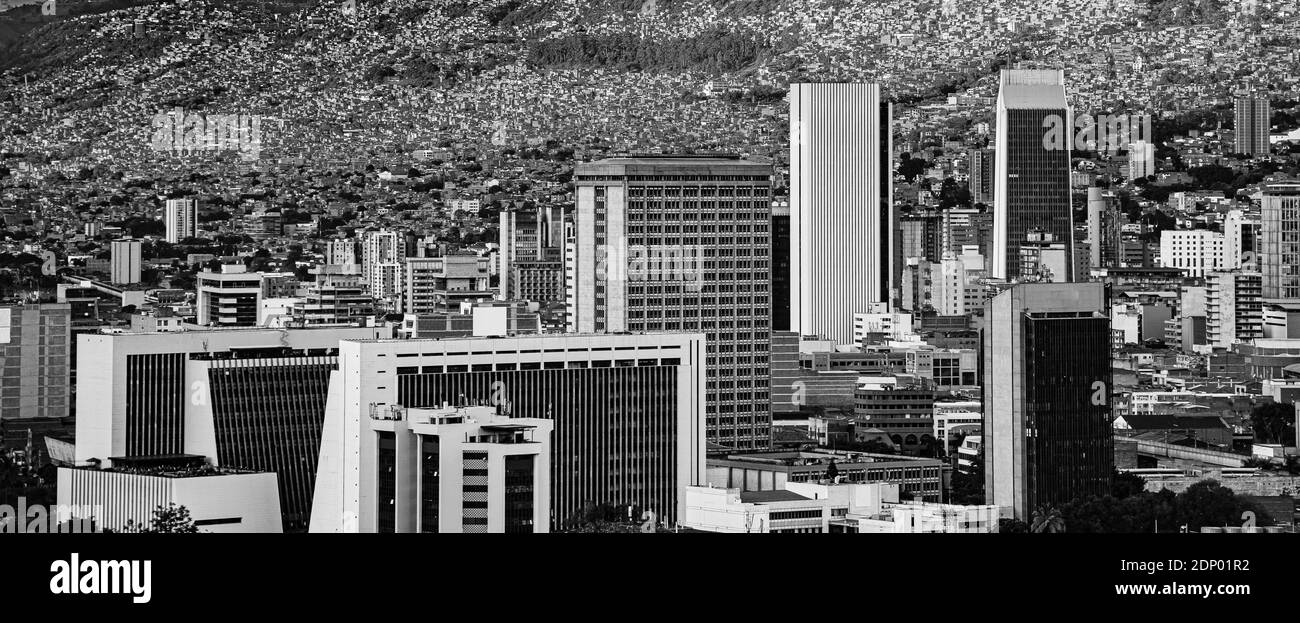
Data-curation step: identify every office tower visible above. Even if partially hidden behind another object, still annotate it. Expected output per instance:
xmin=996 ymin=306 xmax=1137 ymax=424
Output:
xmin=993 ymin=69 xmax=1073 ymax=281
xmin=931 ymin=253 xmax=968 ymax=315
xmin=309 ymin=333 xmax=707 ymax=531
xmin=510 ymin=258 xmax=563 ymax=304
xmin=164 ymin=198 xmax=198 ymax=243
xmin=73 ymin=326 xmax=388 ymax=530
xmin=1234 ymin=96 xmax=1271 ymax=156
xmin=983 ymin=282 xmax=1113 ymax=520
xmin=0 ymin=303 xmax=71 ymax=421
xmin=899 ymin=212 xmax=941 ymax=263
xmin=360 ymin=229 xmax=406 ymax=305
xmin=109 ymin=239 xmax=142 ymax=285
xmin=771 ymin=200 xmax=791 ymax=332
xmin=970 ymin=148 xmax=994 ymax=206
xmin=942 ymin=206 xmax=993 ymax=257
xmin=364 ymin=404 xmax=551 ymax=534
xmin=1128 ymin=140 xmax=1155 ymax=179
xmin=326 ymin=238 xmax=358 ymax=266
xmin=499 ymin=206 xmax=558 ymax=300
xmin=570 ymin=156 xmax=772 ymax=450
xmin=1086 ymin=188 xmax=1122 ymax=270
xmin=1260 ymin=183 xmax=1300 ymax=300
xmin=1224 ymin=209 xmax=1260 ymax=270
xmin=197 ymin=265 xmax=262 ymax=327
xmin=791 ymin=83 xmax=893 ymax=343
xmin=1159 ymin=229 xmax=1226 ymax=278
xmin=768 ymin=330 xmax=800 ymax=415
xmin=405 ymin=255 xmax=493 ymax=315
xmin=292 ymin=265 xmax=374 ymax=326
xmin=563 ymin=219 xmax=577 ymax=331
xmin=1207 ymin=271 xmax=1263 ymax=348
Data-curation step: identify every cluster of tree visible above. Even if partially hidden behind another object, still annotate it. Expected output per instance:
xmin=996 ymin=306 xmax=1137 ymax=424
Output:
xmin=115 ymin=504 xmax=198 ymax=534
xmin=1250 ymin=402 xmax=1297 ymax=445
xmin=720 ymin=85 xmax=788 ymax=106
xmin=1058 ymin=479 xmax=1271 ymax=533
xmin=528 ymin=28 xmax=767 ymax=73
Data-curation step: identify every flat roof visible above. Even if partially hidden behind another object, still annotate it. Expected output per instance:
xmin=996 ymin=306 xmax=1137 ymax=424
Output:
xmin=740 ymin=490 xmax=812 ymax=504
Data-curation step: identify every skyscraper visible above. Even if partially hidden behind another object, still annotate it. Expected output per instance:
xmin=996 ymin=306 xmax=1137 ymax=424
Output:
xmin=993 ymin=69 xmax=1073 ymax=281
xmin=164 ymin=198 xmax=198 ymax=243
xmin=790 ymin=83 xmax=893 ymax=344
xmin=1260 ymin=183 xmax=1300 ymax=300
xmin=771 ymin=200 xmax=791 ymax=332
xmin=1234 ymin=96 xmax=1271 ymax=156
xmin=1086 ymin=187 xmax=1121 ymax=270
xmin=360 ymin=229 xmax=405 ymax=308
xmin=110 ymin=239 xmax=142 ymax=285
xmin=0 ymin=303 xmax=71 ymax=421
xmin=983 ymin=282 xmax=1112 ymax=520
xmin=970 ymin=148 xmax=994 ymax=206
xmin=570 ymin=155 xmax=772 ymax=450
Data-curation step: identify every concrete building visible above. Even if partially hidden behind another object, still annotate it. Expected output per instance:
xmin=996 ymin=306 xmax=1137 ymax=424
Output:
xmin=0 ymin=304 xmax=72 ymax=421
xmin=164 ymin=198 xmax=197 ymax=243
xmin=682 ymin=481 xmax=999 ymax=533
xmin=706 ymin=450 xmax=942 ymax=502
xmin=360 ymin=229 xmax=405 ymax=307
xmin=1234 ymin=96 xmax=1271 ymax=156
xmin=356 ymin=404 xmax=551 ymax=533
xmin=196 ymin=265 xmax=262 ymax=327
xmin=1160 ymin=229 xmax=1226 ymax=278
xmin=993 ymin=69 xmax=1073 ymax=281
xmin=74 ymin=326 xmax=388 ymax=531
xmin=1260 ymin=183 xmax=1300 ymax=300
xmin=1087 ymin=187 xmax=1122 ymax=269
xmin=571 ymin=156 xmax=772 ymax=450
xmin=309 ymin=332 xmax=707 ymax=531
xmin=404 ymin=255 xmax=492 ymax=315
xmin=57 ymin=459 xmax=282 ymax=533
xmin=291 ymin=264 xmax=374 ymax=326
xmin=1224 ymin=209 xmax=1260 ymax=270
xmin=109 ymin=239 xmax=141 ymax=285
xmin=1128 ymin=140 xmax=1155 ymax=179
xmin=790 ymin=83 xmax=893 ymax=344
xmin=1206 ymin=271 xmax=1263 ymax=348
xmin=983 ymin=282 xmax=1113 ymax=520
xmin=970 ymin=148 xmax=994 ymax=205
xmin=499 ymin=206 xmax=559 ymax=300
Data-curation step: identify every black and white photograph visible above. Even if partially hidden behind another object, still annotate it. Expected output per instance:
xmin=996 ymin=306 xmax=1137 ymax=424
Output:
xmin=0 ymin=0 xmax=1296 ymax=608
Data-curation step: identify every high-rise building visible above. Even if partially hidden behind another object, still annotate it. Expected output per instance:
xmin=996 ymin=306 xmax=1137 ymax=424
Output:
xmin=164 ymin=198 xmax=197 ymax=243
xmin=309 ymin=332 xmax=707 ymax=531
xmin=1128 ymin=140 xmax=1155 ymax=179
xmin=74 ymin=326 xmax=389 ymax=531
xmin=993 ymin=70 xmax=1073 ymax=281
xmin=771 ymin=200 xmax=791 ymax=332
xmin=1234 ymin=96 xmax=1271 ymax=156
xmin=983 ymin=282 xmax=1112 ymax=520
xmin=899 ymin=213 xmax=941 ymax=264
xmin=499 ymin=206 xmax=559 ymax=300
xmin=0 ymin=303 xmax=72 ymax=421
xmin=405 ymin=255 xmax=493 ymax=315
xmin=326 ymin=238 xmax=358 ymax=266
xmin=1086 ymin=187 xmax=1122 ymax=270
xmin=360 ymin=229 xmax=405 ymax=306
xmin=1159 ymin=229 xmax=1226 ymax=278
xmin=790 ymin=83 xmax=893 ymax=344
xmin=970 ymin=148 xmax=994 ymax=206
xmin=1260 ymin=183 xmax=1300 ymax=300
xmin=1224 ymin=208 xmax=1260 ymax=270
xmin=942 ymin=206 xmax=993 ymax=257
xmin=1207 ymin=270 xmax=1263 ymax=348
xmin=570 ymin=156 xmax=772 ymax=450
xmin=110 ymin=239 xmax=142 ymax=285
xmin=197 ymin=265 xmax=262 ymax=327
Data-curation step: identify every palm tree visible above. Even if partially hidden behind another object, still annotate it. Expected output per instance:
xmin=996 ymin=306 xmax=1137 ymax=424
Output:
xmin=1030 ymin=506 xmax=1066 ymax=534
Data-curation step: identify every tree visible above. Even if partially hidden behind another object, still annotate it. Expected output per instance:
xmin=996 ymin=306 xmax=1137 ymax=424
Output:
xmin=1112 ymin=469 xmax=1147 ymax=499
xmin=121 ymin=504 xmax=199 ymax=534
xmin=999 ymin=518 xmax=1029 ymax=533
xmin=1030 ymin=506 xmax=1066 ymax=533
xmin=1249 ymin=402 xmax=1296 ymax=445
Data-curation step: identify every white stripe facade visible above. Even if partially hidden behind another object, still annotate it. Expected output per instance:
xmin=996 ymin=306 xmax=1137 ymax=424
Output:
xmin=791 ymin=83 xmax=893 ymax=346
